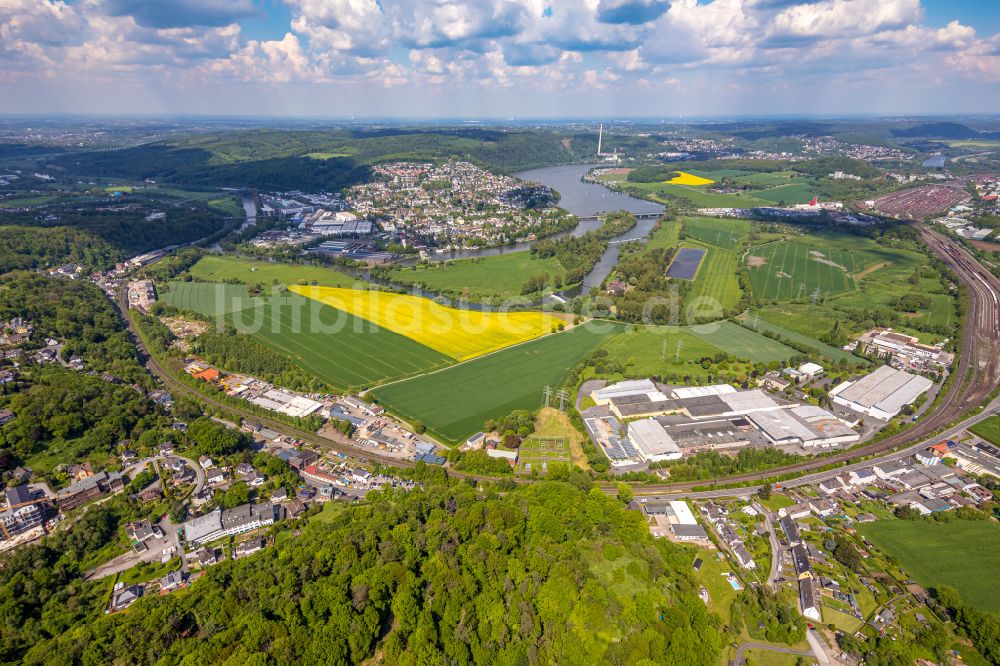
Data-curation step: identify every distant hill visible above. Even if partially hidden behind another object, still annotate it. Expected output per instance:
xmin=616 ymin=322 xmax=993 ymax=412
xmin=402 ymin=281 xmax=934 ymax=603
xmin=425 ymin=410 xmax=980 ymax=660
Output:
xmin=46 ymin=129 xmax=593 ymax=192
xmin=891 ymin=122 xmax=1000 ymax=140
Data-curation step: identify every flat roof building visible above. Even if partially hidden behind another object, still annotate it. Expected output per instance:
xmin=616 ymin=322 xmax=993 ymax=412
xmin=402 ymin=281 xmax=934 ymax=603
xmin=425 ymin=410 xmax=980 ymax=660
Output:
xmin=626 ymin=419 xmax=682 ymax=462
xmin=831 ymin=365 xmax=933 ymax=420
xmin=592 ymin=379 xmax=667 ymax=405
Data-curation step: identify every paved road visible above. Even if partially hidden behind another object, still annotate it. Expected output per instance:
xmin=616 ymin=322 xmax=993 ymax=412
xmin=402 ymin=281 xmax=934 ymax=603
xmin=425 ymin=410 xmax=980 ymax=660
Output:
xmin=732 ymin=642 xmax=814 ymax=666
xmin=753 ymin=501 xmax=782 ymax=590
xmin=806 ymin=629 xmax=833 ymax=666
xmin=125 ymin=454 xmax=206 ymax=495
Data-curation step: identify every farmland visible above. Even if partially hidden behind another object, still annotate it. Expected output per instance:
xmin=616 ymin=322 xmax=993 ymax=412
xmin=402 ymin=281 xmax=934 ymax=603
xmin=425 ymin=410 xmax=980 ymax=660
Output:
xmin=371 ymin=323 xmax=621 ymax=442
xmin=290 ymin=285 xmax=562 ymax=360
xmin=683 ymin=215 xmax=750 ymax=251
xmin=666 ymin=171 xmax=715 ymax=186
xmin=601 ymin=326 xmax=726 ymax=377
xmin=858 ymin=520 xmax=1000 ymax=615
xmin=387 ymin=250 xmax=567 ymax=300
xmin=160 ymin=282 xmax=453 ymax=390
xmin=624 ymin=181 xmax=769 ymax=208
xmin=744 ymin=232 xmax=902 ymax=302
xmin=681 ymin=243 xmax=742 ymax=313
xmin=689 ymin=321 xmax=797 ymax=363
xmin=737 ymin=310 xmax=861 ymax=364
xmin=187 ymin=255 xmax=360 ymax=288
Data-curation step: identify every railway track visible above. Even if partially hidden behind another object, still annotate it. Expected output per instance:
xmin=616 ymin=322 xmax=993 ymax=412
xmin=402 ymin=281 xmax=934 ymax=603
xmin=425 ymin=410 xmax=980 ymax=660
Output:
xmin=116 ymin=224 xmax=1000 ymax=490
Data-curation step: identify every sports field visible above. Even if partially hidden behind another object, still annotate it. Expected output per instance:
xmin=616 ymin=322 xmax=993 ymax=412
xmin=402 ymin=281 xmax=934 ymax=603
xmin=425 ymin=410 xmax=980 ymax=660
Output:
xmin=161 ymin=282 xmax=453 ymax=390
xmin=858 ymin=520 xmax=1000 ymax=614
xmin=689 ymin=321 xmax=797 ymax=363
xmin=290 ymin=285 xmax=561 ymax=361
xmin=188 ymin=255 xmax=360 ymax=288
xmin=387 ymin=251 xmax=567 ymax=299
xmin=371 ymin=324 xmax=621 ymax=442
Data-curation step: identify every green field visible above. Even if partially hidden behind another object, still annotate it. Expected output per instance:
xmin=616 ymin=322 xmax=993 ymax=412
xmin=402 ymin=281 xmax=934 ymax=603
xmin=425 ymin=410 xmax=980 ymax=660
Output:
xmin=626 ymin=182 xmax=770 ymax=208
xmin=751 ymin=182 xmax=816 ymax=204
xmin=388 ymin=251 xmax=567 ymax=299
xmin=681 ymin=243 xmax=742 ymax=313
xmin=738 ymin=310 xmax=861 ymax=364
xmin=970 ymin=415 xmax=1000 ymax=445
xmin=683 ymin=216 xmax=750 ymax=251
xmin=188 ymin=255 xmax=361 ymax=289
xmin=516 ymin=435 xmax=572 ymax=474
xmin=371 ymin=324 xmax=621 ymax=442
xmin=161 ymin=282 xmax=453 ymax=390
xmin=748 ymin=239 xmax=860 ymax=301
xmin=688 ymin=321 xmax=797 ymax=363
xmin=601 ymin=326 xmax=723 ymax=377
xmin=206 ymin=195 xmax=242 ymax=217
xmin=858 ymin=520 xmax=1000 ymax=615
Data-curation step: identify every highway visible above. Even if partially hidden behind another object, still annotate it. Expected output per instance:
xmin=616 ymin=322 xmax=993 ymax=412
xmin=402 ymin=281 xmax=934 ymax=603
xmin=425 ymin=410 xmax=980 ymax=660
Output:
xmin=112 ymin=222 xmax=1000 ymax=492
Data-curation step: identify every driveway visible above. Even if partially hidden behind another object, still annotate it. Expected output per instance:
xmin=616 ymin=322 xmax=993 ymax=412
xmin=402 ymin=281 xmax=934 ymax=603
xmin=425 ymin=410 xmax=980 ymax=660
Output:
xmin=82 ymin=518 xmax=178 ymax=581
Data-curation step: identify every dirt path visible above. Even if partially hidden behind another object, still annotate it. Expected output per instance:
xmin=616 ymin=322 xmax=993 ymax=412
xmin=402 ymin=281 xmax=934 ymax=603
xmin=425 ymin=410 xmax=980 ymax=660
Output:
xmin=852 ymin=261 xmax=890 ymax=281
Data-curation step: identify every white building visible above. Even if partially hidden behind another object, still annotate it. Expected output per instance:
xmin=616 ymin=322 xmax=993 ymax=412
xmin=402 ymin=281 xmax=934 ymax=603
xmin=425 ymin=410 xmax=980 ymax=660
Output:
xmin=830 ymin=365 xmax=933 ymax=420
xmin=592 ymin=379 xmax=667 ymax=405
xmin=626 ymin=419 xmax=682 ymax=462
xmin=670 ymin=384 xmax=737 ymax=400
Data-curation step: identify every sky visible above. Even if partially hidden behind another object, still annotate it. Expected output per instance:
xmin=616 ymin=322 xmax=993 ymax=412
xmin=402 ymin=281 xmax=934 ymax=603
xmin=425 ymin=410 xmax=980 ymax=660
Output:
xmin=1 ymin=0 xmax=999 ymax=118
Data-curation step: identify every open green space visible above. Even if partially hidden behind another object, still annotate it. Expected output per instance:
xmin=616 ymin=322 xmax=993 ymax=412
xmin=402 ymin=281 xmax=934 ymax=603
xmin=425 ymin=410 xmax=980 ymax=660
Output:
xmin=688 ymin=321 xmax=797 ymax=363
xmin=601 ymin=326 xmax=724 ymax=377
xmin=747 ymin=238 xmax=861 ymax=301
xmin=681 ymin=242 xmax=742 ymax=313
xmin=371 ymin=323 xmax=621 ymax=443
xmin=970 ymin=415 xmax=1000 ymax=445
xmin=729 ymin=171 xmax=803 ymax=186
xmin=858 ymin=520 xmax=1000 ymax=615
xmin=206 ymin=195 xmax=242 ymax=217
xmin=738 ymin=310 xmax=861 ymax=364
xmin=161 ymin=281 xmax=453 ymax=390
xmin=388 ymin=250 xmax=567 ymax=299
xmin=750 ymin=182 xmax=816 ymax=204
xmin=187 ymin=255 xmax=361 ymax=289
xmin=683 ymin=216 xmax=750 ymax=251
xmin=625 ymin=182 xmax=770 ymax=208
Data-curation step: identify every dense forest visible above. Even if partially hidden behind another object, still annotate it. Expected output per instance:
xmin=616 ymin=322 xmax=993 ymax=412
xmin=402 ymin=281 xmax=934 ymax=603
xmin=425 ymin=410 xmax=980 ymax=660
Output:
xmin=0 ymin=226 xmax=122 ymax=273
xmin=12 ymin=478 xmax=724 ymax=665
xmin=0 ymin=199 xmax=227 ymax=257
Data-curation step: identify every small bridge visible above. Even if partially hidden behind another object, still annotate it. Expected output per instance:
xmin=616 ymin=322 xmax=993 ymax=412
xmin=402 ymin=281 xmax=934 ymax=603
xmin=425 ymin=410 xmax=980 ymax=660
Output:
xmin=577 ymin=211 xmax=661 ymax=222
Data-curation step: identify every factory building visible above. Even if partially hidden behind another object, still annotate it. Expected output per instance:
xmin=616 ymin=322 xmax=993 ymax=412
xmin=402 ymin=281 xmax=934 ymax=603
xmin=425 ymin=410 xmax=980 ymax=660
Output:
xmin=626 ymin=419 xmax=682 ymax=462
xmin=831 ymin=365 xmax=933 ymax=420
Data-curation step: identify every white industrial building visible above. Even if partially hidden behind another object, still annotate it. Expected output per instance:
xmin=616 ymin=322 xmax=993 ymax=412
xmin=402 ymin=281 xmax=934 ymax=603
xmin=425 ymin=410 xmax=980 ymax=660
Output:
xmin=669 ymin=384 xmax=736 ymax=400
xmin=592 ymin=379 xmax=667 ymax=405
xmin=831 ymin=365 xmax=933 ymax=420
xmin=626 ymin=419 xmax=682 ymax=462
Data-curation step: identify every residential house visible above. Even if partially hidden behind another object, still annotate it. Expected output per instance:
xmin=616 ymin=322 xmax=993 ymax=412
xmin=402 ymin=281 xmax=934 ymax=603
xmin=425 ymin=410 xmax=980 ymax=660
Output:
xmin=160 ymin=570 xmax=186 ymax=592
xmin=111 ymin=584 xmax=143 ymax=611
xmin=197 ymin=547 xmax=220 ymax=567
xmin=235 ymin=536 xmax=266 ymax=558
xmin=732 ymin=543 xmax=757 ymax=570
xmin=792 ymin=543 xmax=813 ymax=579
xmin=799 ymin=579 xmax=821 ymax=621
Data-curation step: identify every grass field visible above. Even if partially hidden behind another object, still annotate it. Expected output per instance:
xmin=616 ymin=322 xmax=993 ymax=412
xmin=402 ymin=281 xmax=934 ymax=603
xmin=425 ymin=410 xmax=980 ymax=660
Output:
xmin=188 ymin=255 xmax=360 ymax=288
xmin=601 ymin=326 xmax=723 ymax=376
xmin=533 ymin=407 xmax=590 ymax=470
xmin=388 ymin=251 xmax=567 ymax=299
xmin=969 ymin=415 xmax=1000 ymax=445
xmin=689 ymin=321 xmax=797 ymax=363
xmin=683 ymin=216 xmax=750 ymax=251
xmin=858 ymin=520 xmax=1000 ymax=615
xmin=747 ymin=238 xmax=861 ymax=301
xmin=371 ymin=324 xmax=621 ymax=442
xmin=290 ymin=285 xmax=562 ymax=361
xmin=681 ymin=242 xmax=742 ymax=313
xmin=161 ymin=282 xmax=453 ymax=390
xmin=751 ymin=182 xmax=816 ymax=204
xmin=206 ymin=195 xmax=242 ymax=217
xmin=627 ymin=182 xmax=770 ymax=208
xmin=738 ymin=310 xmax=860 ymax=363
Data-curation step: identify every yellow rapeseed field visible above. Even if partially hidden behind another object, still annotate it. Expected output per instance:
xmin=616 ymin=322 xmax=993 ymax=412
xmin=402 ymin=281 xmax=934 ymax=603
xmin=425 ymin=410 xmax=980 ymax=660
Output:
xmin=665 ymin=171 xmax=715 ymax=186
xmin=289 ymin=285 xmax=562 ymax=361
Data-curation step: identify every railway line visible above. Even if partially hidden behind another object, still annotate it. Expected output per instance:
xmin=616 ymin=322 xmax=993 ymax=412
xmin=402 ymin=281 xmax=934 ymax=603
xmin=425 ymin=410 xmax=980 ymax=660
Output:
xmin=116 ymin=222 xmax=1000 ymax=491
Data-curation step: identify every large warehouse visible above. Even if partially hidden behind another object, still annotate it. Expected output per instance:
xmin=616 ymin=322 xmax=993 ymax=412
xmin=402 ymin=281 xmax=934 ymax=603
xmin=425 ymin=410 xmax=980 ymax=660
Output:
xmin=830 ymin=365 xmax=933 ymax=420
xmin=626 ymin=419 xmax=682 ymax=462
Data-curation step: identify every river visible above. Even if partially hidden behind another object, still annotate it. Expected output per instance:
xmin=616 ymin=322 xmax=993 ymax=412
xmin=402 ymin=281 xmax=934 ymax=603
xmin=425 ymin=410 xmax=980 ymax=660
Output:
xmin=380 ymin=164 xmax=663 ymax=305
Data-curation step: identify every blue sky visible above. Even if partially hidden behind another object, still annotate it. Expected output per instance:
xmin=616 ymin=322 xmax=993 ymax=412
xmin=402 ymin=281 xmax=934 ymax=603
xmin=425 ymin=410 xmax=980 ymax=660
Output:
xmin=1 ymin=0 xmax=999 ymax=117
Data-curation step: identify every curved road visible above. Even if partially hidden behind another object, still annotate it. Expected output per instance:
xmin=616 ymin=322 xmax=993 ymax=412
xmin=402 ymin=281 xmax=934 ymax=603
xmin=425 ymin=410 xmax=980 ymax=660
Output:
xmin=731 ymin=642 xmax=814 ymax=666
xmin=114 ymin=223 xmax=1000 ymax=491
